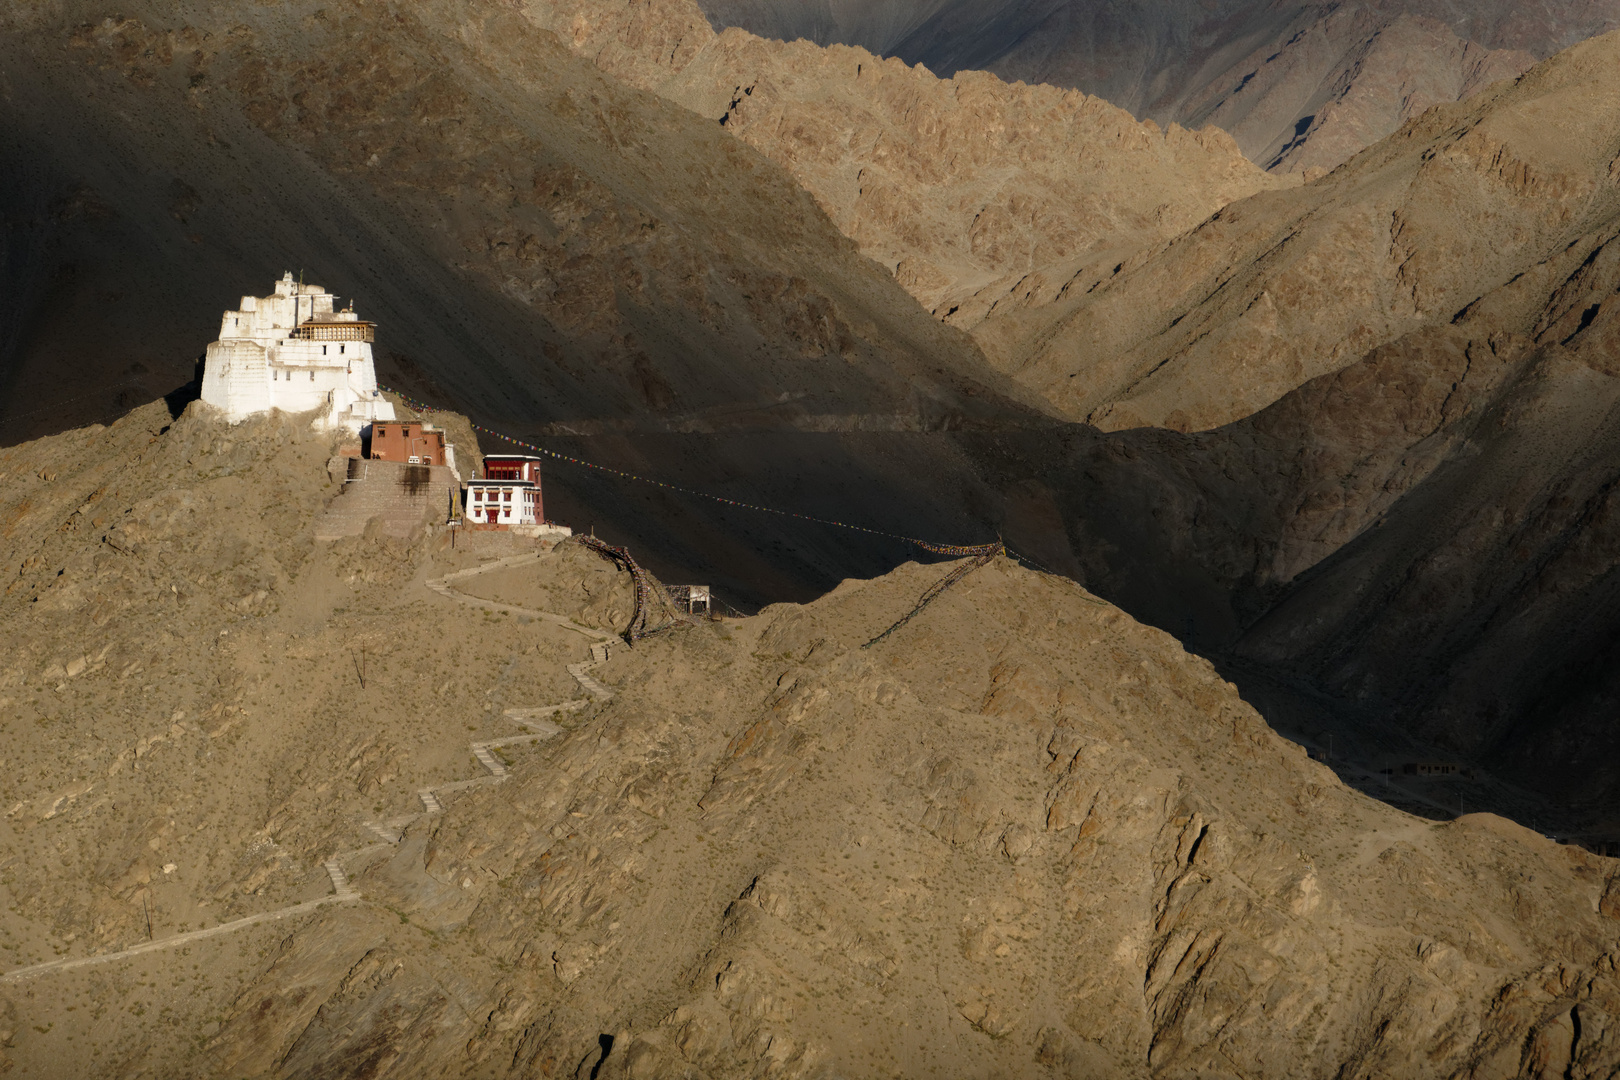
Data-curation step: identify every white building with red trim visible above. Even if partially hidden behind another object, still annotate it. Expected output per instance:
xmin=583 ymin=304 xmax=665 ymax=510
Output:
xmin=467 ymin=455 xmax=544 ymax=528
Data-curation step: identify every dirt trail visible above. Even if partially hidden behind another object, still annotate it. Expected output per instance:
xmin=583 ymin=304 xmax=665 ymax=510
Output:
xmin=426 ymin=554 xmax=618 ymax=644
xmin=0 ymin=555 xmax=617 ymax=984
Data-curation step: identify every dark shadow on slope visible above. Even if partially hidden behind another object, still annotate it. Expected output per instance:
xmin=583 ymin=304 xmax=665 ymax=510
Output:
xmin=163 ymin=357 xmax=205 ymax=420
xmin=950 ymin=330 xmax=1620 ymax=842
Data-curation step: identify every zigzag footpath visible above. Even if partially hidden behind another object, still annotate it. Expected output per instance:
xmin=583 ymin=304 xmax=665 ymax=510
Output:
xmin=0 ymin=554 xmax=617 ymax=984
xmin=426 ymin=553 xmax=620 ymax=644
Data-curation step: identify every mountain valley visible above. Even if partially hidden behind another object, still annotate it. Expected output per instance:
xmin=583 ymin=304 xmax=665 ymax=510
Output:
xmin=3 ymin=0 xmax=1620 ymax=1075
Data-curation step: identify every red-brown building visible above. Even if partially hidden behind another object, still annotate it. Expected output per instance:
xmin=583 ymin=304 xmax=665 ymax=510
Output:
xmin=369 ymin=421 xmax=448 ymax=466
xmin=482 ymin=455 xmax=542 ymax=482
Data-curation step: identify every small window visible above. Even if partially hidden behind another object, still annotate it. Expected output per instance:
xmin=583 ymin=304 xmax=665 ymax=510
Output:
xmin=322 ymin=345 xmax=327 ymax=355
xmin=503 ymin=491 xmax=511 ymax=502
xmin=309 ymin=371 xmax=315 ymax=381
xmin=340 ymin=344 xmax=345 ymax=354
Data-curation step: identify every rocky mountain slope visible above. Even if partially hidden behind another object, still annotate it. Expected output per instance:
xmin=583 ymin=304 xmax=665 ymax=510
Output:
xmin=897 ymin=29 xmax=1620 ymax=826
xmin=2 ymin=402 xmax=1618 ymax=1076
xmin=695 ymin=0 xmax=1617 ymax=173
xmin=1198 ymin=10 xmax=1535 ymax=174
xmin=969 ymin=28 xmax=1620 ymax=431
xmin=966 ymin=318 xmax=1620 ymax=827
xmin=521 ymin=0 xmax=1284 ymax=326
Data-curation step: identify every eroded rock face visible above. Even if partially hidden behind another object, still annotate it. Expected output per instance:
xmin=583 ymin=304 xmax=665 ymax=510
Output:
xmin=979 ymin=28 xmax=1620 ymax=431
xmin=521 ymin=0 xmax=1284 ymax=328
xmin=1200 ymin=11 xmax=1535 ymax=173
xmin=195 ymin=558 xmax=1620 ymax=1076
xmin=956 ymin=220 xmax=1620 ymax=812
xmin=695 ymin=0 xmax=1616 ymax=174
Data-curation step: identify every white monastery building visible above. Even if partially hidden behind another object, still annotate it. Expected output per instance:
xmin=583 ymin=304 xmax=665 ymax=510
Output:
xmin=200 ymin=272 xmax=398 ymax=432
xmin=467 ymin=455 xmax=545 ymax=528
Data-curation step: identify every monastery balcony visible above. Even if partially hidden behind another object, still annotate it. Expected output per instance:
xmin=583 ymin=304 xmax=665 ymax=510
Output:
xmin=291 ymin=321 xmax=376 ymax=343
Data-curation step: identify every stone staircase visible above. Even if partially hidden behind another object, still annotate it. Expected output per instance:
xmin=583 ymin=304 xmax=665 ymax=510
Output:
xmin=322 ymin=859 xmax=359 ymax=901
xmin=314 ymin=459 xmax=459 ymax=541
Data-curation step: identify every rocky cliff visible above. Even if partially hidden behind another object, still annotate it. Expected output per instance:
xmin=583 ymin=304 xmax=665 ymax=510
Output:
xmin=972 ymin=28 xmax=1620 ymax=431
xmin=695 ymin=0 xmax=1617 ymax=173
xmin=521 ymin=0 xmax=1284 ymax=325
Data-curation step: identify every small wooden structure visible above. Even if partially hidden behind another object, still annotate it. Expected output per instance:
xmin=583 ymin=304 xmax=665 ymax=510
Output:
xmin=291 ymin=320 xmax=376 ymax=342
xmin=666 ymin=585 xmax=711 ymax=616
xmin=1402 ymin=762 xmax=1474 ymax=778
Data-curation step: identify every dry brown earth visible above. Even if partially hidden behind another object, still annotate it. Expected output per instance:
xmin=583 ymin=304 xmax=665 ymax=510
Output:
xmin=0 ymin=398 xmax=614 ymax=1072
xmin=2 ymin=402 xmax=1619 ymax=1076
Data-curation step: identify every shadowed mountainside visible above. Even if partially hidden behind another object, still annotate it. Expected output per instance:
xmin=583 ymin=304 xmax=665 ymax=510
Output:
xmin=9 ymin=0 xmax=1620 ymax=835
xmin=521 ymin=0 xmax=1285 ymax=328
xmin=968 ymin=320 xmax=1620 ymax=827
xmin=0 ymin=0 xmax=1086 ymax=624
xmin=0 ymin=0 xmax=1048 ymax=446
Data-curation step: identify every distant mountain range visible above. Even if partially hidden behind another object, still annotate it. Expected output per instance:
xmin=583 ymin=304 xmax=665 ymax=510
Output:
xmin=693 ymin=0 xmax=1620 ymax=171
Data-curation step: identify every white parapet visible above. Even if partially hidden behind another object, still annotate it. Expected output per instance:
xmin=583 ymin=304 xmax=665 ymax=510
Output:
xmin=200 ymin=271 xmax=397 ymax=433
xmin=511 ymin=524 xmax=574 ymax=540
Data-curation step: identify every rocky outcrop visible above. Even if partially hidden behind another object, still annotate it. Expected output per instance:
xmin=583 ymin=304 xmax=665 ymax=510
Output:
xmin=521 ymin=0 xmax=1285 ymax=326
xmin=1197 ymin=11 xmax=1535 ymax=173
